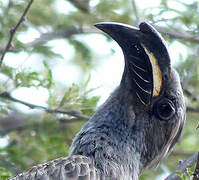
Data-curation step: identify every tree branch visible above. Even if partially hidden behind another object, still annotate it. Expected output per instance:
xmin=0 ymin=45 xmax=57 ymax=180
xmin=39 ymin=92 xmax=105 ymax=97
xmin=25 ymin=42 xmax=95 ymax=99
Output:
xmin=155 ymin=26 xmax=199 ymax=43
xmin=193 ymin=152 xmax=199 ymax=180
xmin=183 ymin=88 xmax=199 ymax=103
xmin=0 ymin=113 xmax=32 ymax=136
xmin=27 ymin=27 xmax=100 ymax=47
xmin=25 ymin=25 xmax=199 ymax=50
xmin=0 ymin=0 xmax=34 ymax=67
xmin=187 ymin=107 xmax=199 ymax=113
xmin=0 ymin=91 xmax=90 ymax=120
xmin=0 ymin=47 xmax=21 ymax=54
xmin=0 ymin=112 xmax=88 ymax=136
xmin=3 ymin=23 xmax=199 ymax=54
xmin=164 ymin=153 xmax=198 ymax=180
xmin=186 ymin=107 xmax=199 ymax=129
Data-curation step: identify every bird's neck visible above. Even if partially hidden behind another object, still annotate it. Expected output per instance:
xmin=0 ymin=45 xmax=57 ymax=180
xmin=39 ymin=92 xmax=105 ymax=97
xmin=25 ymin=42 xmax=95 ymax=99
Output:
xmin=70 ymin=87 xmax=145 ymax=179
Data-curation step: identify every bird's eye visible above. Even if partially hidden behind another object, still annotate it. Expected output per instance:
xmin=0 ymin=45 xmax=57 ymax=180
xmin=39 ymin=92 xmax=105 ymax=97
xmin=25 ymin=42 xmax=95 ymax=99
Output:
xmin=153 ymin=98 xmax=175 ymax=121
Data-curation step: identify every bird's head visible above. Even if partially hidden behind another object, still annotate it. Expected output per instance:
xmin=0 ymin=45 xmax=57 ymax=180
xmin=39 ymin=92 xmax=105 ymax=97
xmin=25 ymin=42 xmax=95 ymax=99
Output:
xmin=95 ymin=22 xmax=186 ymax=169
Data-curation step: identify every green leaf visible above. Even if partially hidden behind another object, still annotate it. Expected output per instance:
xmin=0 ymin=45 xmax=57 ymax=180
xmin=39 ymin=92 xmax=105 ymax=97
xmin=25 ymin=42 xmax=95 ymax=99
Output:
xmin=33 ymin=45 xmax=63 ymax=58
xmin=0 ymin=167 xmax=12 ymax=180
xmin=42 ymin=61 xmax=54 ymax=89
xmin=0 ymin=65 xmax=15 ymax=79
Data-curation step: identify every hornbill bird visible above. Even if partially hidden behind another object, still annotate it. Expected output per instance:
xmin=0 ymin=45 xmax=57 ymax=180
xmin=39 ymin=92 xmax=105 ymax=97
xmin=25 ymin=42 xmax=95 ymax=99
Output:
xmin=9 ymin=22 xmax=186 ymax=180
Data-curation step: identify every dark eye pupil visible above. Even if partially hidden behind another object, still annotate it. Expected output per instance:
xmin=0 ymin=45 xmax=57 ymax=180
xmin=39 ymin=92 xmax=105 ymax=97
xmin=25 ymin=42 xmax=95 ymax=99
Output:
xmin=159 ymin=103 xmax=173 ymax=117
xmin=154 ymin=98 xmax=175 ymax=121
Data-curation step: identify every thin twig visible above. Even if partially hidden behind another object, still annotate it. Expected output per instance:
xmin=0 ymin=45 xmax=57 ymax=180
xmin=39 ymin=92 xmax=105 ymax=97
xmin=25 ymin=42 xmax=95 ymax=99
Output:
xmin=0 ymin=91 xmax=90 ymax=120
xmin=165 ymin=153 xmax=198 ymax=180
xmin=0 ymin=0 xmax=34 ymax=67
xmin=193 ymin=152 xmax=199 ymax=180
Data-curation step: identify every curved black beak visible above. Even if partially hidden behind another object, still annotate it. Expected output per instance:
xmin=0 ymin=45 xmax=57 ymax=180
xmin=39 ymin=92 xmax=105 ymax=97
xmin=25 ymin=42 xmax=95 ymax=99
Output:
xmin=95 ymin=22 xmax=171 ymax=105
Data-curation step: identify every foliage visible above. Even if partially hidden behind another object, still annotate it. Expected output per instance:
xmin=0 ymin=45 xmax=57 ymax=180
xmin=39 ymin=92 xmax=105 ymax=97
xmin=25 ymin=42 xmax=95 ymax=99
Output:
xmin=176 ymin=167 xmax=194 ymax=180
xmin=4 ymin=117 xmax=76 ymax=170
xmin=0 ymin=0 xmax=199 ymax=179
xmin=0 ymin=167 xmax=12 ymax=180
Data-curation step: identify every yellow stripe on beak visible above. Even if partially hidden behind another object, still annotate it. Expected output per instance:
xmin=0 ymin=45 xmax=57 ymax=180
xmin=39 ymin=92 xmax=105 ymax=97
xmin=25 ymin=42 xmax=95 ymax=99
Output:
xmin=142 ymin=45 xmax=162 ymax=97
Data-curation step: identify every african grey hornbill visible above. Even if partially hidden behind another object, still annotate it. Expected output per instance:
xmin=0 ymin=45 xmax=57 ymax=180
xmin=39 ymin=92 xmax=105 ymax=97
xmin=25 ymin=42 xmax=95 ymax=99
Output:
xmin=9 ymin=22 xmax=186 ymax=180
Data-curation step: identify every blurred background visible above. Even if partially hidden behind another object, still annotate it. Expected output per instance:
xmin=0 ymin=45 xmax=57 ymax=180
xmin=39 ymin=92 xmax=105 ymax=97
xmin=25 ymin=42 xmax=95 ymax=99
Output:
xmin=0 ymin=0 xmax=199 ymax=179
